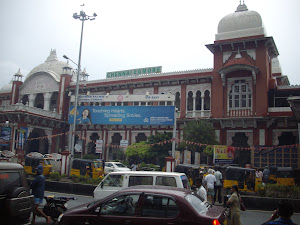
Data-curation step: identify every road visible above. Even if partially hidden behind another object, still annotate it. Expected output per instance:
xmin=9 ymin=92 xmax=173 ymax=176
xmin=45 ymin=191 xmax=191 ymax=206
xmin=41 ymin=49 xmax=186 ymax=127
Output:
xmin=28 ymin=191 xmax=300 ymax=225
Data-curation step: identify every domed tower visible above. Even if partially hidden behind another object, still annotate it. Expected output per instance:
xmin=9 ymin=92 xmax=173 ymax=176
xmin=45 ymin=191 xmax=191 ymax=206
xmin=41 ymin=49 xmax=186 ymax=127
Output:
xmin=206 ymin=2 xmax=279 ymax=119
xmin=205 ymin=2 xmax=282 ymax=148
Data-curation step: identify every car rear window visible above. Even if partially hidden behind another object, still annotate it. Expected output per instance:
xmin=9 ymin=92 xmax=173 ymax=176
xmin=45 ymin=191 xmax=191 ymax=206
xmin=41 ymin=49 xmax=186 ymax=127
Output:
xmin=141 ymin=195 xmax=179 ymax=218
xmin=156 ymin=176 xmax=176 ymax=187
xmin=185 ymin=194 xmax=208 ymax=214
xmin=128 ymin=176 xmax=153 ymax=186
xmin=0 ymin=172 xmax=22 ymax=195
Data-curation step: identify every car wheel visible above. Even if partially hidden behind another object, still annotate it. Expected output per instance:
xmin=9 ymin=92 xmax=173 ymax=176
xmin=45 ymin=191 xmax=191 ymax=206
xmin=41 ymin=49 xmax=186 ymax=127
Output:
xmin=8 ymin=187 xmax=32 ymax=221
xmin=8 ymin=187 xmax=29 ymax=198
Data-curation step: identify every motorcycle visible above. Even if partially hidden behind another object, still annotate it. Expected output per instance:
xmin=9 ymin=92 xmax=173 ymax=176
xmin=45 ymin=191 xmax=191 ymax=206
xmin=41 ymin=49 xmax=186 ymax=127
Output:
xmin=41 ymin=195 xmax=76 ymax=221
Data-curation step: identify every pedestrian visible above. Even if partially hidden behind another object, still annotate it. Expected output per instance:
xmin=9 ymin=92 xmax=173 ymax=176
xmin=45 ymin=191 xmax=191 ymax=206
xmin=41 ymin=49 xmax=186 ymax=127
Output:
xmin=195 ymin=177 xmax=207 ymax=202
xmin=130 ymin=162 xmax=137 ymax=171
xmin=261 ymin=199 xmax=297 ymax=225
xmin=30 ymin=165 xmax=51 ymax=225
xmin=263 ymin=166 xmax=271 ymax=183
xmin=204 ymin=168 xmax=216 ymax=205
xmin=226 ymin=184 xmax=241 ymax=225
xmin=214 ymin=166 xmax=223 ymax=204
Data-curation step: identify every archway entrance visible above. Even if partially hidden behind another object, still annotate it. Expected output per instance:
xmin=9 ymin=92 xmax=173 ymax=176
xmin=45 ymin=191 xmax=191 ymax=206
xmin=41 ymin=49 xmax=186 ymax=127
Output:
xmin=25 ymin=128 xmax=48 ymax=155
xmin=231 ymin=132 xmax=251 ymax=166
xmin=110 ymin=133 xmax=122 ymax=160
xmin=278 ymin=132 xmax=296 ymax=145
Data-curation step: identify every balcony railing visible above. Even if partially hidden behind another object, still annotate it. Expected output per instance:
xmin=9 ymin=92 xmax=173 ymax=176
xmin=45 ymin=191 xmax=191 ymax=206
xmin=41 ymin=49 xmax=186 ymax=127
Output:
xmin=0 ymin=104 xmax=62 ymax=120
xmin=186 ymin=110 xmax=211 ymax=118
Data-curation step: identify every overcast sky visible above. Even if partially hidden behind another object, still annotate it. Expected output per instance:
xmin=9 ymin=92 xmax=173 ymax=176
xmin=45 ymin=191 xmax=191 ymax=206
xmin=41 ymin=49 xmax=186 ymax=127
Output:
xmin=1 ymin=0 xmax=300 ymax=89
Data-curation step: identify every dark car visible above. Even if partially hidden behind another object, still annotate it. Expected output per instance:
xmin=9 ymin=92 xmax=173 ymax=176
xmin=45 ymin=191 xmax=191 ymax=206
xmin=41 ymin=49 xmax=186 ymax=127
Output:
xmin=0 ymin=162 xmax=34 ymax=224
xmin=57 ymin=185 xmax=228 ymax=225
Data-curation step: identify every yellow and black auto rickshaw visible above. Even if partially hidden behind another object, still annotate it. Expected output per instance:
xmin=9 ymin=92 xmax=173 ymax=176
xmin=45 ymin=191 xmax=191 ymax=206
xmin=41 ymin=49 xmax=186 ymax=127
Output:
xmin=275 ymin=167 xmax=295 ymax=186
xmin=223 ymin=166 xmax=261 ymax=193
xmin=24 ymin=155 xmax=53 ymax=176
xmin=174 ymin=164 xmax=200 ymax=188
xmin=70 ymin=159 xmax=105 ymax=179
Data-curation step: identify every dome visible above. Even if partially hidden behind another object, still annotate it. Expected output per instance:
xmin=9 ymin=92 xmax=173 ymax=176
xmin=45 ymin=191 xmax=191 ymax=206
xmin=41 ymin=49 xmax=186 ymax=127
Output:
xmin=216 ymin=3 xmax=265 ymax=41
xmin=24 ymin=49 xmax=73 ymax=82
xmin=0 ymin=80 xmax=12 ymax=93
xmin=272 ymin=58 xmax=282 ymax=74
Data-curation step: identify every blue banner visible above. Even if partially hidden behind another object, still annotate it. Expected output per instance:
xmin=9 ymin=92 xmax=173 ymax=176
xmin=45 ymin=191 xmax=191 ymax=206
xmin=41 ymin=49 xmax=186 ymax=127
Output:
xmin=0 ymin=127 xmax=11 ymax=146
xmin=69 ymin=106 xmax=175 ymax=125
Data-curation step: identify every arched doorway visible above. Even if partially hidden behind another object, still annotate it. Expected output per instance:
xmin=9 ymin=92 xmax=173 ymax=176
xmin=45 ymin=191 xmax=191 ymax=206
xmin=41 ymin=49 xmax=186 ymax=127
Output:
xmin=231 ymin=132 xmax=251 ymax=166
xmin=278 ymin=132 xmax=296 ymax=145
xmin=110 ymin=133 xmax=122 ymax=160
xmin=25 ymin=128 xmax=48 ymax=155
xmin=135 ymin=133 xmax=147 ymax=143
xmin=88 ymin=133 xmax=100 ymax=155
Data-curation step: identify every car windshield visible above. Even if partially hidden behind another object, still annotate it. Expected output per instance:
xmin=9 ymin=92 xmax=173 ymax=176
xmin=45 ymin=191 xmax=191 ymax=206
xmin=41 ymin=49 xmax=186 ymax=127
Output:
xmin=184 ymin=194 xmax=208 ymax=214
xmin=94 ymin=161 xmax=103 ymax=169
xmin=115 ymin=163 xmax=126 ymax=168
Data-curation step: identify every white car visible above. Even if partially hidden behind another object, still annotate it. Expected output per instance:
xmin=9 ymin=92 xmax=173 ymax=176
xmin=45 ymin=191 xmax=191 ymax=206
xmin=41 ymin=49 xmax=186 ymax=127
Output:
xmin=104 ymin=162 xmax=131 ymax=174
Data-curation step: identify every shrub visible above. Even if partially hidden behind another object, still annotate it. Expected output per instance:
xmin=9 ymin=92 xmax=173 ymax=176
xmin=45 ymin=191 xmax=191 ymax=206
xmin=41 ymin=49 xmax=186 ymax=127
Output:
xmin=257 ymin=184 xmax=300 ymax=199
xmin=49 ymin=172 xmax=61 ymax=181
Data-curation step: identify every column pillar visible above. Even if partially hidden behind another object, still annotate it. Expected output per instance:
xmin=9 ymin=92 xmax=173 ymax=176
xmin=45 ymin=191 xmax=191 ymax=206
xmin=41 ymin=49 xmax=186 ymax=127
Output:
xmin=29 ymin=94 xmax=35 ymax=107
xmin=44 ymin=92 xmax=51 ymax=111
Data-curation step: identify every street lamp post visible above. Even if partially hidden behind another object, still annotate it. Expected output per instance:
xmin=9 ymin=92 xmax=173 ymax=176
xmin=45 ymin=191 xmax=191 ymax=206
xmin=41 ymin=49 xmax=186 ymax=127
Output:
xmin=67 ymin=7 xmax=97 ymax=171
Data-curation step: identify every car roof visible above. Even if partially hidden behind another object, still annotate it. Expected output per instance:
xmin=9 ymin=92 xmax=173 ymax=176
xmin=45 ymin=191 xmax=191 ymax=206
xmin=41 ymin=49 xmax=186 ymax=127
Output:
xmin=120 ymin=185 xmax=192 ymax=197
xmin=0 ymin=162 xmax=24 ymax=170
xmin=106 ymin=171 xmax=187 ymax=176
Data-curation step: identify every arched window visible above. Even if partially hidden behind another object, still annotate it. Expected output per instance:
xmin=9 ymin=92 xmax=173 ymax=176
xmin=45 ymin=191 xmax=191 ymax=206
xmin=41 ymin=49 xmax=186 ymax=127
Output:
xmin=50 ymin=92 xmax=58 ymax=112
xmin=135 ymin=133 xmax=147 ymax=143
xmin=175 ymin=92 xmax=180 ymax=111
xmin=187 ymin=91 xmax=193 ymax=111
xmin=229 ymin=80 xmax=251 ymax=109
xmin=34 ymin=93 xmax=44 ymax=109
xmin=204 ymin=90 xmax=211 ymax=110
xmin=21 ymin=95 xmax=29 ymax=105
xmin=196 ymin=91 xmax=201 ymax=110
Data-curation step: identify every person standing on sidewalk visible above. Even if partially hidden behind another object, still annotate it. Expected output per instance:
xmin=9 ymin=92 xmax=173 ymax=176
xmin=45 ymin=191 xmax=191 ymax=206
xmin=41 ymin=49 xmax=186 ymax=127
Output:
xmin=204 ymin=169 xmax=216 ymax=205
xmin=226 ymin=185 xmax=241 ymax=225
xmin=30 ymin=165 xmax=51 ymax=225
xmin=214 ymin=166 xmax=223 ymax=204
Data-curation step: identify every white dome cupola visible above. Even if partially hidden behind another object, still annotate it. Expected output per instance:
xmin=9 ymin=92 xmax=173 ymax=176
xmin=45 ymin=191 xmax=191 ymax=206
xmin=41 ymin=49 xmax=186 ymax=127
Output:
xmin=216 ymin=1 xmax=265 ymax=41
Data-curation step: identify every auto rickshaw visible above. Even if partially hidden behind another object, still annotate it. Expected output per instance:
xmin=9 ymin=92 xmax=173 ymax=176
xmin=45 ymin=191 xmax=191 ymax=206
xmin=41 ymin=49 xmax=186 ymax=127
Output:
xmin=24 ymin=155 xmax=53 ymax=176
xmin=276 ymin=167 xmax=295 ymax=186
xmin=70 ymin=159 xmax=105 ymax=179
xmin=223 ymin=166 xmax=261 ymax=193
xmin=174 ymin=164 xmax=200 ymax=188
xmin=269 ymin=166 xmax=278 ymax=183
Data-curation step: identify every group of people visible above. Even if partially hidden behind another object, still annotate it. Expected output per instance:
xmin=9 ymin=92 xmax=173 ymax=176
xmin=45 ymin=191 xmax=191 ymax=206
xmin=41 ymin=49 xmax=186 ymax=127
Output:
xmin=256 ymin=166 xmax=272 ymax=183
xmin=194 ymin=166 xmax=297 ymax=225
xmin=195 ymin=167 xmax=223 ymax=205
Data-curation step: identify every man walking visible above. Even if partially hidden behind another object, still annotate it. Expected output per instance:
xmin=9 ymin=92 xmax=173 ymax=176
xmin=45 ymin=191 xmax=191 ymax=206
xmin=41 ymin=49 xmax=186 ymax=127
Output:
xmin=263 ymin=166 xmax=271 ymax=183
xmin=214 ymin=166 xmax=223 ymax=204
xmin=30 ymin=165 xmax=51 ymax=225
xmin=205 ymin=169 xmax=216 ymax=205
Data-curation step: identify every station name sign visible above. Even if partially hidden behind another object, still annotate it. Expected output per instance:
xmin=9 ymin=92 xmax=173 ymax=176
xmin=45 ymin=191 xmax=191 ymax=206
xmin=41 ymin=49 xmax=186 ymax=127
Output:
xmin=106 ymin=66 xmax=162 ymax=78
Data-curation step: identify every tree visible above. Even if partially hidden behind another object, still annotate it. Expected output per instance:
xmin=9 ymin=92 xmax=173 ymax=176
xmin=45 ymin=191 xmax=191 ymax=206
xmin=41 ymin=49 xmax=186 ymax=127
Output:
xmin=147 ymin=132 xmax=173 ymax=167
xmin=125 ymin=141 xmax=150 ymax=164
xmin=183 ymin=120 xmax=218 ymax=164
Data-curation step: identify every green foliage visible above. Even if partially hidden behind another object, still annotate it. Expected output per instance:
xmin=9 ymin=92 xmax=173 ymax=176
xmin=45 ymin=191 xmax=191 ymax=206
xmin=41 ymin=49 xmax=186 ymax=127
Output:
xmin=204 ymin=145 xmax=214 ymax=156
xmin=125 ymin=141 xmax=151 ymax=164
xmin=257 ymin=184 xmax=300 ymax=199
xmin=183 ymin=120 xmax=217 ymax=145
xmin=147 ymin=132 xmax=173 ymax=167
xmin=49 ymin=172 xmax=61 ymax=181
xmin=83 ymin=154 xmax=98 ymax=160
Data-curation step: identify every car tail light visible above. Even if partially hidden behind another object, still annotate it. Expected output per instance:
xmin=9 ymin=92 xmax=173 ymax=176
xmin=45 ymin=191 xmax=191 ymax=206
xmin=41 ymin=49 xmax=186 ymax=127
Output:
xmin=212 ymin=219 xmax=220 ymax=225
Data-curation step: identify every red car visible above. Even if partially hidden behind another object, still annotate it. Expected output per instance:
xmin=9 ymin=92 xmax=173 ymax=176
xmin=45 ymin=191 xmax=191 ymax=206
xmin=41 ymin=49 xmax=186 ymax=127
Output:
xmin=57 ymin=185 xmax=228 ymax=225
